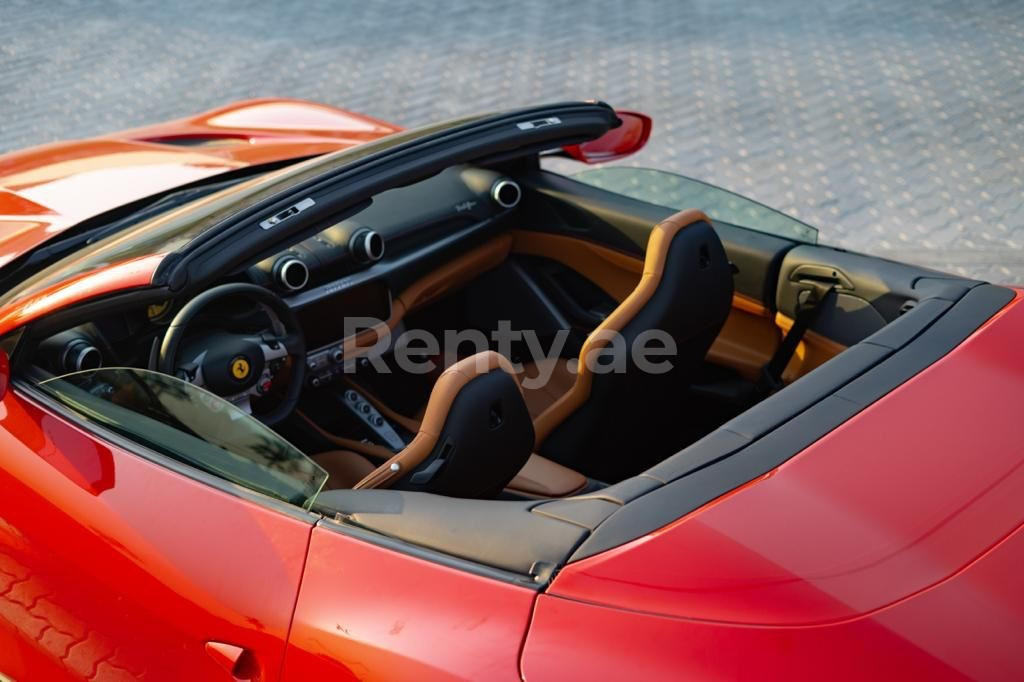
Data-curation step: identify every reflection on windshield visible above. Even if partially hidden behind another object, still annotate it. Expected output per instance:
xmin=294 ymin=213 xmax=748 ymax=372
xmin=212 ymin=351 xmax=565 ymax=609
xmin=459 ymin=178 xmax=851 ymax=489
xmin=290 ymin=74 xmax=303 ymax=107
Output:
xmin=575 ymin=167 xmax=818 ymax=244
xmin=0 ymin=114 xmax=484 ymax=316
xmin=38 ymin=368 xmax=326 ymax=509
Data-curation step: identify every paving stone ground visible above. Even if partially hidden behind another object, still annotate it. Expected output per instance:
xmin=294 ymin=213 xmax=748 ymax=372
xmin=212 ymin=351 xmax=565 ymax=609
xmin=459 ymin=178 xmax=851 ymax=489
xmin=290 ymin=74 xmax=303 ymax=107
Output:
xmin=1 ymin=0 xmax=1021 ymax=281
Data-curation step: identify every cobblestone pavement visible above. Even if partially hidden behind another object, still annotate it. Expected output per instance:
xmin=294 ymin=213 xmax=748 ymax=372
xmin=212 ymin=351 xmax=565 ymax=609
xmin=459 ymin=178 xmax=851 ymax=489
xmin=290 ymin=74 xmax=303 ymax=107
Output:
xmin=1 ymin=0 xmax=1021 ymax=281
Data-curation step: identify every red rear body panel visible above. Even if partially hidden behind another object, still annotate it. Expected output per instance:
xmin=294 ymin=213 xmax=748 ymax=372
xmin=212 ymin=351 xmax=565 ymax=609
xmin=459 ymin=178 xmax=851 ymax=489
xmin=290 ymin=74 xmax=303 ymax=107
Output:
xmin=522 ymin=290 xmax=1024 ymax=680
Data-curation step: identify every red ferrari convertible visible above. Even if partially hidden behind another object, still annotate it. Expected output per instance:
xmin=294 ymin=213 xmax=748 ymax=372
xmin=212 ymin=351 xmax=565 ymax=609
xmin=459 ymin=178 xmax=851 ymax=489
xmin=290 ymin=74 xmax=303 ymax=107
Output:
xmin=0 ymin=99 xmax=1021 ymax=681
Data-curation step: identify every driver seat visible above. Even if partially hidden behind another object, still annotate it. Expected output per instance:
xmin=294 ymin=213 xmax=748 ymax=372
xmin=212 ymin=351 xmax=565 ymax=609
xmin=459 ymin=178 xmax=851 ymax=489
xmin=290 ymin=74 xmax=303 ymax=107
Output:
xmin=315 ymin=351 xmax=535 ymax=498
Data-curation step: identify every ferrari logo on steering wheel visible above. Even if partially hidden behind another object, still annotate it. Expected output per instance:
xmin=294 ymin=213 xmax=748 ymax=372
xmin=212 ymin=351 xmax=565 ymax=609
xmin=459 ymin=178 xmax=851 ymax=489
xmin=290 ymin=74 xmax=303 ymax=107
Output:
xmin=230 ymin=356 xmax=251 ymax=380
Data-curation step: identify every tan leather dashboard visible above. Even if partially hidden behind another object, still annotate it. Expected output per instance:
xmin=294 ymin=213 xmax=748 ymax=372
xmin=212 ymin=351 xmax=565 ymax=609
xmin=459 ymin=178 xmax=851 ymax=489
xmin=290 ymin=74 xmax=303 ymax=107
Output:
xmin=344 ymin=234 xmax=513 ymax=358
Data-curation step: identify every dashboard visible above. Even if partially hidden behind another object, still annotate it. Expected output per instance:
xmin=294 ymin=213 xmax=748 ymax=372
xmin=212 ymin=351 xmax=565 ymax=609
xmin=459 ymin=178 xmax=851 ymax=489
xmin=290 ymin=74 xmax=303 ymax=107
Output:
xmin=34 ymin=164 xmax=523 ymax=383
xmin=248 ymin=164 xmax=522 ymax=387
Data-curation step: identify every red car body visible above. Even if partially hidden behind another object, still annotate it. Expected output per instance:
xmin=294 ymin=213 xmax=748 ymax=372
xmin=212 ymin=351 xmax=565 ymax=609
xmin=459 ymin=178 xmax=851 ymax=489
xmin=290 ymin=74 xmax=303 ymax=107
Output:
xmin=1 ymin=100 xmax=1022 ymax=681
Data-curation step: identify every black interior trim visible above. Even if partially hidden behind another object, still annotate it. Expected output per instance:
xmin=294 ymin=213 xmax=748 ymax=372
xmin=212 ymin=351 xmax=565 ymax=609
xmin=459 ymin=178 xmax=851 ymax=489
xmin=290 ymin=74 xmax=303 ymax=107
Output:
xmin=315 ymin=489 xmax=588 ymax=582
xmin=161 ymin=103 xmax=620 ymax=292
xmin=776 ymin=244 xmax=982 ymax=346
xmin=314 ymin=514 xmax=544 ymax=589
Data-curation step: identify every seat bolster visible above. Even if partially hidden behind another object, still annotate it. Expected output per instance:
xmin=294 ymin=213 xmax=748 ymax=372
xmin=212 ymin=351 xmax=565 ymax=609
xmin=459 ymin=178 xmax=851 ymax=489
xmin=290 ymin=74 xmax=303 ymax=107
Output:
xmin=354 ymin=351 xmax=520 ymax=490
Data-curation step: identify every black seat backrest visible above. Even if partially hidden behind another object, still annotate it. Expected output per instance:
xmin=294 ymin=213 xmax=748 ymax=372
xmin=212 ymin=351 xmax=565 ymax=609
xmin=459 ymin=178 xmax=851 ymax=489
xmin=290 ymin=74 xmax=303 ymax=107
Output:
xmin=351 ymin=351 xmax=533 ymax=498
xmin=539 ymin=210 xmax=734 ymax=481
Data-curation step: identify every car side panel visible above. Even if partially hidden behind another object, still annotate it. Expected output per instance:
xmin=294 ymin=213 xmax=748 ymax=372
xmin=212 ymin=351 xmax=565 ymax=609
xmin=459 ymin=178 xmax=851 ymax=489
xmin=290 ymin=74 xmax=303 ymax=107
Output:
xmin=282 ymin=524 xmax=536 ymax=681
xmin=545 ymin=292 xmax=1024 ymax=626
xmin=523 ymin=523 xmax=1024 ymax=680
xmin=0 ymin=390 xmax=313 ymax=681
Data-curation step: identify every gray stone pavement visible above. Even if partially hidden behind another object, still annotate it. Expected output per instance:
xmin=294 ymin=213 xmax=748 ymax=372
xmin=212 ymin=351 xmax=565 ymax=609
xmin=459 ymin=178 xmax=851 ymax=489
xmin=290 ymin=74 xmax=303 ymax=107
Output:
xmin=1 ymin=0 xmax=1021 ymax=282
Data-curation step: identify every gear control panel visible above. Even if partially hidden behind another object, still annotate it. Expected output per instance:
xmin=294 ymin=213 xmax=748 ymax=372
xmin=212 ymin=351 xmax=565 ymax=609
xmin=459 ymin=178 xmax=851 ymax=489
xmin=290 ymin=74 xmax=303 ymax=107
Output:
xmin=337 ymin=388 xmax=406 ymax=451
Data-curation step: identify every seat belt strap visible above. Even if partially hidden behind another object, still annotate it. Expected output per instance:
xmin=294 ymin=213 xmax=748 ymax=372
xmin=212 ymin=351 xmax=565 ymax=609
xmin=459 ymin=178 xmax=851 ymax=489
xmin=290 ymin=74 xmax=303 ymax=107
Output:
xmin=760 ymin=283 xmax=835 ymax=392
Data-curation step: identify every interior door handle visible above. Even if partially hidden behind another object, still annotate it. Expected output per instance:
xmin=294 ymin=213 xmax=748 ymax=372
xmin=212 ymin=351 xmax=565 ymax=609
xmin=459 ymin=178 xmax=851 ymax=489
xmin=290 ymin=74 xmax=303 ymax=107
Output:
xmin=789 ymin=264 xmax=854 ymax=291
xmin=206 ymin=641 xmax=260 ymax=681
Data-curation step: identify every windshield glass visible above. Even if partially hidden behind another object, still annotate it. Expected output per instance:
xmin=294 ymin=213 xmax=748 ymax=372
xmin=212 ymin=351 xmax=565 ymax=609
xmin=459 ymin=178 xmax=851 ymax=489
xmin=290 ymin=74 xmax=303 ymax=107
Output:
xmin=37 ymin=367 xmax=327 ymax=509
xmin=0 ymin=116 xmax=481 ymax=316
xmin=574 ymin=167 xmax=818 ymax=244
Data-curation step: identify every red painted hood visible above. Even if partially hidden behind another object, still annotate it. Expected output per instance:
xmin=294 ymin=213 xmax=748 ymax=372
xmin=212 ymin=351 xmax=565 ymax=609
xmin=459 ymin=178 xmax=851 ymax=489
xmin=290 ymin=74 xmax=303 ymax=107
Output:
xmin=0 ymin=98 xmax=400 ymax=269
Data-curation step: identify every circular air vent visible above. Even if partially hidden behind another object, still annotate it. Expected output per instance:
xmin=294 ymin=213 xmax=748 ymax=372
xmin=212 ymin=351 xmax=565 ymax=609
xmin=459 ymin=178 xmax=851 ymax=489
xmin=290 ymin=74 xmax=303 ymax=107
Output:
xmin=62 ymin=339 xmax=102 ymax=372
xmin=274 ymin=256 xmax=310 ymax=292
xmin=350 ymin=228 xmax=386 ymax=264
xmin=491 ymin=179 xmax=522 ymax=208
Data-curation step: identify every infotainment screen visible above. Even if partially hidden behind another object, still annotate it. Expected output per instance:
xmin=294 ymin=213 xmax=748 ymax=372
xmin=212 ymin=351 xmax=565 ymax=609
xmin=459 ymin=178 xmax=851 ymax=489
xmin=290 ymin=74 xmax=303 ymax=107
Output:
xmin=296 ymin=281 xmax=392 ymax=350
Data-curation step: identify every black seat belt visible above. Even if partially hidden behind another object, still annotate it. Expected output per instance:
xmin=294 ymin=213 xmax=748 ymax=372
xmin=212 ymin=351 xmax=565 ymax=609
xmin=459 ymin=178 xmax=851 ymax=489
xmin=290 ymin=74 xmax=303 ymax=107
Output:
xmin=759 ymin=282 xmax=835 ymax=393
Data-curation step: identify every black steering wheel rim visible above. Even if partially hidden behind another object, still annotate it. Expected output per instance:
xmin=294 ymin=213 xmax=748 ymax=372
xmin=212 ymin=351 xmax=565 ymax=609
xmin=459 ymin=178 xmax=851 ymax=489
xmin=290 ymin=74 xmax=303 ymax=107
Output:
xmin=157 ymin=282 xmax=306 ymax=425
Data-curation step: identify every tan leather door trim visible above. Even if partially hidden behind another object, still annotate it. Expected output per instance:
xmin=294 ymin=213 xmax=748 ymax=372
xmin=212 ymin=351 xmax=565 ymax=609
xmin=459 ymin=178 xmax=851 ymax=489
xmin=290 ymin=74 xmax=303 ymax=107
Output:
xmin=775 ymin=312 xmax=847 ymax=381
xmin=707 ymin=309 xmax=780 ymax=381
xmin=343 ymin=234 xmax=513 ymax=359
xmin=506 ymin=453 xmax=588 ymax=498
xmin=511 ymin=229 xmax=642 ymax=301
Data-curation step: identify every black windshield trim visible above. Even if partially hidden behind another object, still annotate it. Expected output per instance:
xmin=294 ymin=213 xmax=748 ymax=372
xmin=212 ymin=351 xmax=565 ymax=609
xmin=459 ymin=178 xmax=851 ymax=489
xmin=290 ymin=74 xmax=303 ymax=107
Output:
xmin=157 ymin=102 xmax=619 ymax=292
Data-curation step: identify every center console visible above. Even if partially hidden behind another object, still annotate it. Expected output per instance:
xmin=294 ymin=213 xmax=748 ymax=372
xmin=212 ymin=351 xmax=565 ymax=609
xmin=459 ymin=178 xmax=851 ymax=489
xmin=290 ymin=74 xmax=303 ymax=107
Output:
xmin=334 ymin=387 xmax=406 ymax=450
xmin=295 ymin=279 xmax=393 ymax=388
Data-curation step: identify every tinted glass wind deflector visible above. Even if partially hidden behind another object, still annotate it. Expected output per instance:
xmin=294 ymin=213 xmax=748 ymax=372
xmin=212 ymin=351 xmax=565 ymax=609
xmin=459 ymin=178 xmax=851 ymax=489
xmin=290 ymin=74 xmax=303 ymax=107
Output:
xmin=38 ymin=368 xmax=327 ymax=509
xmin=575 ymin=166 xmax=819 ymax=244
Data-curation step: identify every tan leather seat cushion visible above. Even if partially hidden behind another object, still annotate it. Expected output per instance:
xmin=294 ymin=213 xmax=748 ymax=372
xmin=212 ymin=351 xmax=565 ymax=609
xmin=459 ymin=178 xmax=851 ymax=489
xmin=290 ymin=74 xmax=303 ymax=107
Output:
xmin=507 ymin=453 xmax=587 ymax=497
xmin=313 ymin=450 xmax=377 ymax=490
xmin=519 ymin=357 xmax=576 ymax=419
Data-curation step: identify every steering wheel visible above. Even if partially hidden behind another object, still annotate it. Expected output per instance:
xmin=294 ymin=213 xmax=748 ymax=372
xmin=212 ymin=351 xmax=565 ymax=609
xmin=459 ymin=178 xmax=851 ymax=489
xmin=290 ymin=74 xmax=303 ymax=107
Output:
xmin=157 ymin=283 xmax=306 ymax=425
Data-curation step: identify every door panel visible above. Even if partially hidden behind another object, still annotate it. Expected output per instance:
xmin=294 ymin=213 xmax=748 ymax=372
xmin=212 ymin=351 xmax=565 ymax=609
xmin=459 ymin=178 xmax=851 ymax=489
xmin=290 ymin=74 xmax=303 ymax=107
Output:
xmin=282 ymin=523 xmax=535 ymax=681
xmin=511 ymin=229 xmax=642 ymax=302
xmin=774 ymin=311 xmax=848 ymax=383
xmin=707 ymin=295 xmax=780 ymax=381
xmin=520 ymin=169 xmax=796 ymax=305
xmin=777 ymin=244 xmax=978 ymax=346
xmin=0 ymin=390 xmax=311 ymax=681
xmin=509 ymin=223 xmax=784 ymax=382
